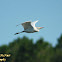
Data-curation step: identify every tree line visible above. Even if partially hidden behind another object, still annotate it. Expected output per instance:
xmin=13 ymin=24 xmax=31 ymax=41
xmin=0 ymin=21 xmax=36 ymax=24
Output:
xmin=0 ymin=34 xmax=62 ymax=62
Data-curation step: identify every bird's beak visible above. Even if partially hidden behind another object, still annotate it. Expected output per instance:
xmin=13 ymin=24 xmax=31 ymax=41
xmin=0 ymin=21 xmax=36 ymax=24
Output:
xmin=40 ymin=27 xmax=44 ymax=29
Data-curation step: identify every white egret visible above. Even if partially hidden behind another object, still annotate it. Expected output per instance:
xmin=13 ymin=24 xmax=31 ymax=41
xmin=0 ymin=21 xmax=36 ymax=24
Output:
xmin=15 ymin=20 xmax=44 ymax=35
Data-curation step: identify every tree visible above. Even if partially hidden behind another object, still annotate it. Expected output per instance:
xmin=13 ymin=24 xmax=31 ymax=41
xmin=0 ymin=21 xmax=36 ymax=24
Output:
xmin=52 ymin=34 xmax=62 ymax=62
xmin=56 ymin=34 xmax=62 ymax=49
xmin=34 ymin=38 xmax=53 ymax=62
xmin=0 ymin=45 xmax=9 ymax=54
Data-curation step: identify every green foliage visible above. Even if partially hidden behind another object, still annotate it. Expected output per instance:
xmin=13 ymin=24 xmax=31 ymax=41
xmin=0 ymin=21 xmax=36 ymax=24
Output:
xmin=0 ymin=35 xmax=62 ymax=62
xmin=0 ymin=45 xmax=9 ymax=53
xmin=56 ymin=34 xmax=62 ymax=49
xmin=52 ymin=34 xmax=62 ymax=62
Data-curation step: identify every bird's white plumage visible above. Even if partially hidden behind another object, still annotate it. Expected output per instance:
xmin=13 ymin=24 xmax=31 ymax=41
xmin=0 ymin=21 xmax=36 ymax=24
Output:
xmin=31 ymin=20 xmax=38 ymax=27
xmin=21 ymin=20 xmax=39 ymax=31
xmin=21 ymin=21 xmax=33 ymax=30
xmin=15 ymin=20 xmax=43 ymax=35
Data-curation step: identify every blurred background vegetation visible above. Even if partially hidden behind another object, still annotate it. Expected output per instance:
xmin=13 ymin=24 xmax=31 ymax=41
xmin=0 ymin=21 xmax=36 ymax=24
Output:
xmin=0 ymin=34 xmax=62 ymax=62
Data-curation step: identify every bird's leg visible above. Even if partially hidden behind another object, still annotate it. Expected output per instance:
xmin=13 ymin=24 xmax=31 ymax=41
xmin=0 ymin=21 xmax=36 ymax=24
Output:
xmin=14 ymin=31 xmax=25 ymax=35
xmin=14 ymin=32 xmax=20 ymax=35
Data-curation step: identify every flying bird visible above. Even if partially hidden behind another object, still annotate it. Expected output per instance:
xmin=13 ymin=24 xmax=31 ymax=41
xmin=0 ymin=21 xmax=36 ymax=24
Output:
xmin=15 ymin=20 xmax=44 ymax=35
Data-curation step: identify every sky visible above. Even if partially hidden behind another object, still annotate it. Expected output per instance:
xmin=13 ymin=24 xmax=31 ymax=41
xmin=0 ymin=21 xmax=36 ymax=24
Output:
xmin=0 ymin=0 xmax=62 ymax=46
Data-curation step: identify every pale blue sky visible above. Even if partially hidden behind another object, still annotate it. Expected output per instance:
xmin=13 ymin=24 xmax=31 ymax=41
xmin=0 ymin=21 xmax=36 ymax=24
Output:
xmin=0 ymin=0 xmax=62 ymax=46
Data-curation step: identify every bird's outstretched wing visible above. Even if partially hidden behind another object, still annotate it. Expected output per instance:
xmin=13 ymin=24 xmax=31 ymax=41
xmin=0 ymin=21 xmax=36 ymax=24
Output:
xmin=21 ymin=20 xmax=39 ymax=30
xmin=31 ymin=20 xmax=39 ymax=27
xmin=21 ymin=21 xmax=33 ymax=30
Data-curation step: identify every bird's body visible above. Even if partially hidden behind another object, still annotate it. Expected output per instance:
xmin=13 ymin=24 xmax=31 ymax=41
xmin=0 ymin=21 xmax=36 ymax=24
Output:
xmin=15 ymin=20 xmax=44 ymax=35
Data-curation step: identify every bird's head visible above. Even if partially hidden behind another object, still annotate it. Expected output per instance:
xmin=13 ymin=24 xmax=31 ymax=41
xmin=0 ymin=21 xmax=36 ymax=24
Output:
xmin=36 ymin=27 xmax=44 ymax=30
